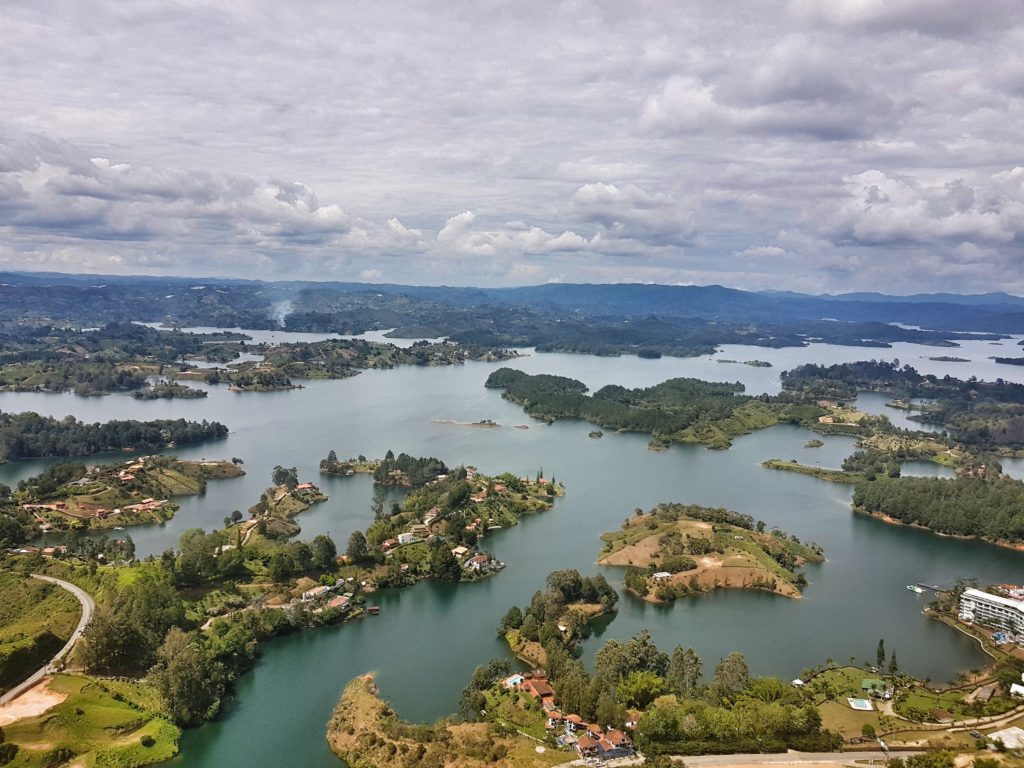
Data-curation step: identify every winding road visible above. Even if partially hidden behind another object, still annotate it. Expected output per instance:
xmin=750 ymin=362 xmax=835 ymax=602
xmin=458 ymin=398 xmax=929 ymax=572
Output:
xmin=0 ymin=574 xmax=95 ymax=705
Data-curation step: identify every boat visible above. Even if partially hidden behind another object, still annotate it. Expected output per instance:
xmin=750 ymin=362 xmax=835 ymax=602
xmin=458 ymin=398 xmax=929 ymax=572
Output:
xmin=367 ymin=606 xmax=380 ymax=615
xmin=113 ymin=526 xmax=126 ymax=531
xmin=907 ymin=585 xmax=925 ymax=593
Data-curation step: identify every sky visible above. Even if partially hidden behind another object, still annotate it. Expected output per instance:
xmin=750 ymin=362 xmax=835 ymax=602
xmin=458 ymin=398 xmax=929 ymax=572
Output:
xmin=1 ymin=0 xmax=1023 ymax=294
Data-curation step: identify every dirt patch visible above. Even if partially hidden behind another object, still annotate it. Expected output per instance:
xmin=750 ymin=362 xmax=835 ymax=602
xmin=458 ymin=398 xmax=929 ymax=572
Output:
xmin=0 ymin=678 xmax=67 ymax=725
xmin=666 ymin=565 xmax=800 ymax=598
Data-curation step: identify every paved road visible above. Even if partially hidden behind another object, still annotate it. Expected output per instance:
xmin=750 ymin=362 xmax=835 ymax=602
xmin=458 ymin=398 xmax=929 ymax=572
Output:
xmin=0 ymin=574 xmax=95 ymax=705
xmin=681 ymin=752 xmax=914 ymax=766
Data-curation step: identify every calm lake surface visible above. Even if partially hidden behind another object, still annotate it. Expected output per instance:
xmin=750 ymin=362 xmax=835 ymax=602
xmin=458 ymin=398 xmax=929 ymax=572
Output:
xmin=2 ymin=335 xmax=1024 ymax=767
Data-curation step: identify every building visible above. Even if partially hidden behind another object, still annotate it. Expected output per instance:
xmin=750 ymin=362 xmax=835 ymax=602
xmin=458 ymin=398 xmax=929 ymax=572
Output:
xmin=989 ymin=727 xmax=1024 ymax=749
xmin=959 ymin=588 xmax=1024 ymax=635
xmin=302 ymin=585 xmax=332 ymax=602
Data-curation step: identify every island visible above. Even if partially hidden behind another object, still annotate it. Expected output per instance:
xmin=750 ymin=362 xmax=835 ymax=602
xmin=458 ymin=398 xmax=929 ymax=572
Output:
xmin=0 ymin=411 xmax=229 ymax=463
xmin=485 ymin=368 xmax=822 ymax=449
xmin=598 ymin=504 xmax=823 ymax=600
xmin=200 ymin=337 xmax=520 ymax=392
xmin=498 ymin=568 xmax=619 ymax=668
xmin=132 ymin=380 xmax=207 ymax=399
xmin=345 ymin=463 xmax=565 ymax=588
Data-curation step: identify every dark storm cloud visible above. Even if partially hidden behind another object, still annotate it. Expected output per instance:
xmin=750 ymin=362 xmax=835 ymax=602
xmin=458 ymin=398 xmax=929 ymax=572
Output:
xmin=0 ymin=0 xmax=1022 ymax=291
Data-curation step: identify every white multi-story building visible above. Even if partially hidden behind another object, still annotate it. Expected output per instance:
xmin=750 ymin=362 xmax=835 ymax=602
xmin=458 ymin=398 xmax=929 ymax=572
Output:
xmin=959 ymin=588 xmax=1024 ymax=634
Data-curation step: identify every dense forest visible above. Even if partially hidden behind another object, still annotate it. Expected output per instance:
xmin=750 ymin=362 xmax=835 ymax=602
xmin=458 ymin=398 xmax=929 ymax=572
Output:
xmin=852 ymin=476 xmax=1024 ymax=543
xmin=486 ymin=368 xmax=821 ymax=448
xmin=0 ymin=411 xmax=228 ymax=462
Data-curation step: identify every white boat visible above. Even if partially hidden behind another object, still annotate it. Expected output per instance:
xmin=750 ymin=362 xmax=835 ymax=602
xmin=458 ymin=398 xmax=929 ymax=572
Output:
xmin=907 ymin=584 xmax=925 ymax=593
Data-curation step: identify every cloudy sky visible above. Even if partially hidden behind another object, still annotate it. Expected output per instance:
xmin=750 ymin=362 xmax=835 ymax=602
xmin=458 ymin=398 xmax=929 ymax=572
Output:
xmin=2 ymin=0 xmax=1023 ymax=293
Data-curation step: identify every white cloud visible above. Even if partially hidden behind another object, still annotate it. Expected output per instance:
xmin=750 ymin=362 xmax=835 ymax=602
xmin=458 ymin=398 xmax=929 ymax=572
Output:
xmin=821 ymin=168 xmax=1024 ymax=245
xmin=0 ymin=1 xmax=1022 ymax=291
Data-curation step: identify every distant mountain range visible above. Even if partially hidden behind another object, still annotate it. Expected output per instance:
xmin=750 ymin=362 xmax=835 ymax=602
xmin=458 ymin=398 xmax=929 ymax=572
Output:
xmin=3 ymin=271 xmax=1024 ymax=336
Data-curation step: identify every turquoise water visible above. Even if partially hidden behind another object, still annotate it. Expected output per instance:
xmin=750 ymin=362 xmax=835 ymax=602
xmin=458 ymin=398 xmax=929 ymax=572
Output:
xmin=1 ymin=337 xmax=1022 ymax=766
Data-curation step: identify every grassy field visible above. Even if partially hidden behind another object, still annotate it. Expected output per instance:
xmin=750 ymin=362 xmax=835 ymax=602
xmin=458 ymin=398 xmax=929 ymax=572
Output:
xmin=0 ymin=574 xmax=81 ymax=694
xmin=2 ymin=674 xmax=179 ymax=767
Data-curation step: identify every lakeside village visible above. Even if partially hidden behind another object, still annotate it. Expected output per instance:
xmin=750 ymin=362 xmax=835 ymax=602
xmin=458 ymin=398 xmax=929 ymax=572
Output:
xmin=502 ymin=669 xmax=637 ymax=761
xmin=15 ymin=455 xmax=246 ymax=537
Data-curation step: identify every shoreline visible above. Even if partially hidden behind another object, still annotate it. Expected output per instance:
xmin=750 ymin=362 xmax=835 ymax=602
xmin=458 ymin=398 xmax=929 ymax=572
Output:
xmin=855 ymin=507 xmax=1024 ymax=553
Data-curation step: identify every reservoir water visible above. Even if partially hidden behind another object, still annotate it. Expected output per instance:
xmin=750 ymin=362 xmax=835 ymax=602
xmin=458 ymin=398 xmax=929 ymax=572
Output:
xmin=2 ymin=335 xmax=1023 ymax=767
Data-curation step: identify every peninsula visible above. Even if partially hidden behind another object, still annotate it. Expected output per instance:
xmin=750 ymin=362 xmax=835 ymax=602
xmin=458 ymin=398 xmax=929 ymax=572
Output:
xmin=13 ymin=456 xmax=244 ymax=533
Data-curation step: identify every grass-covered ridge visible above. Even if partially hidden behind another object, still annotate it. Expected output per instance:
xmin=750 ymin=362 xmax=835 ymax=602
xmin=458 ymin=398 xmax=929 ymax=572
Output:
xmin=0 ymin=574 xmax=81 ymax=694
xmin=326 ymin=674 xmax=564 ymax=768
xmin=599 ymin=504 xmax=824 ymax=600
xmin=0 ymin=674 xmax=180 ymax=767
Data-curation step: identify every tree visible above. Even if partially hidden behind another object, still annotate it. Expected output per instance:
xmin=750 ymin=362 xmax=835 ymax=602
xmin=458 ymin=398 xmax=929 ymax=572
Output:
xmin=268 ymin=552 xmax=292 ymax=583
xmin=596 ymin=691 xmax=627 ymax=729
xmin=271 ymin=465 xmax=298 ymax=489
xmin=497 ymin=606 xmax=523 ymax=634
xmin=617 ymin=670 xmax=667 ymax=708
xmin=888 ymin=651 xmax=898 ymax=676
xmin=429 ymin=543 xmax=461 ymax=581
xmin=346 ymin=530 xmax=369 ymax=562
xmin=667 ymin=646 xmax=702 ymax=697
xmin=230 ymin=509 xmax=243 ymax=523
xmin=711 ymin=651 xmax=749 ymax=700
xmin=876 ymin=638 xmax=886 ymax=669
xmin=327 ymin=449 xmax=338 ymax=463
xmin=310 ymin=534 xmax=337 ymax=570
xmin=149 ymin=628 xmax=226 ymax=726
xmin=546 ymin=569 xmax=583 ymax=602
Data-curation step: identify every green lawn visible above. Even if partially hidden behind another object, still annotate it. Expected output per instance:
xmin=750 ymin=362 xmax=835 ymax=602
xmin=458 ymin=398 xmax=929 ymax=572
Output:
xmin=3 ymin=674 xmax=180 ymax=767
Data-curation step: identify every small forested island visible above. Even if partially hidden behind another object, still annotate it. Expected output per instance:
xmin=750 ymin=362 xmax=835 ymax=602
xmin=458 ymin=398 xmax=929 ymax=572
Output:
xmin=132 ymin=380 xmax=207 ymax=399
xmin=804 ymin=439 xmax=824 ymax=448
xmin=599 ymin=504 xmax=823 ymax=600
xmin=589 ymin=429 xmax=603 ymax=438
xmin=497 ymin=568 xmax=619 ymax=668
xmin=6 ymin=455 xmax=245 ymax=534
xmin=318 ymin=451 xmax=378 ymax=477
xmin=0 ymin=410 xmax=229 ymax=462
xmin=993 ymin=356 xmax=1024 ymax=366
xmin=927 ymin=356 xmax=969 ymax=362
xmin=716 ymin=359 xmax=772 ymax=367
xmin=485 ymin=368 xmax=822 ymax=449
xmin=247 ymin=465 xmax=327 ymax=521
